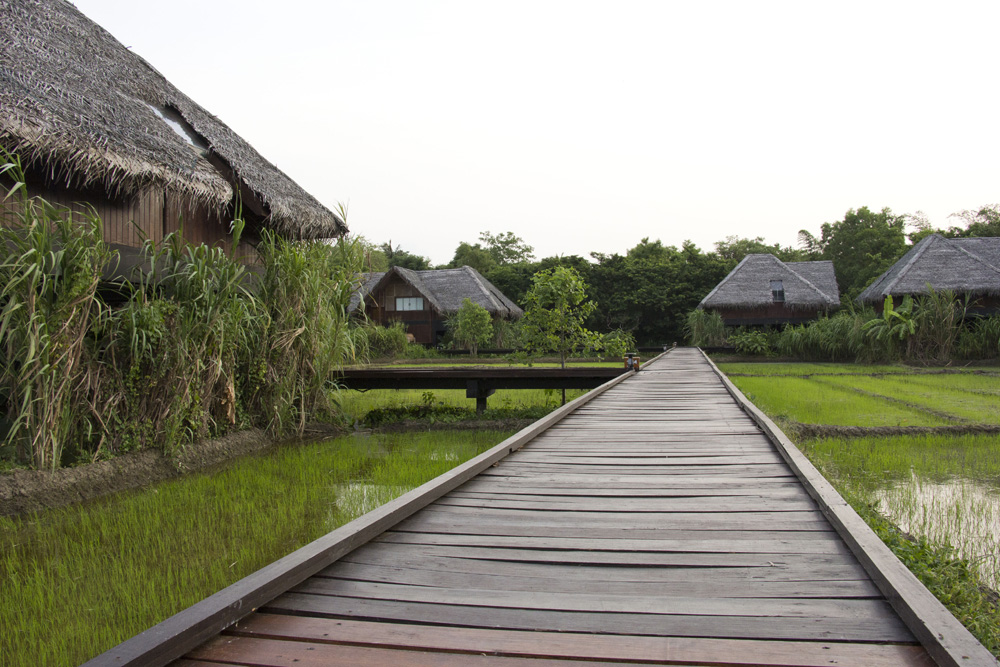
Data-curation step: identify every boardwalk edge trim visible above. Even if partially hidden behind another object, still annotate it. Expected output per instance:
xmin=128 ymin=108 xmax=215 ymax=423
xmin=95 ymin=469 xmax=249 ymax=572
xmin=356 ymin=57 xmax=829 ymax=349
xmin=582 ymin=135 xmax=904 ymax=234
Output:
xmin=82 ymin=355 xmax=662 ymax=667
xmin=700 ymin=349 xmax=997 ymax=667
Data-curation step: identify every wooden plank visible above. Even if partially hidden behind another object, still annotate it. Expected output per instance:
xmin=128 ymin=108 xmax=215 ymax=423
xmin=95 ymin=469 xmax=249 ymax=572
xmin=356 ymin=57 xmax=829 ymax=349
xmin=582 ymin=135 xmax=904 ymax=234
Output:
xmin=187 ymin=634 xmax=655 ymax=666
xmin=318 ymin=561 xmax=884 ymax=598
xmin=336 ymin=549 xmax=872 ymax=582
xmin=291 ymin=578 xmax=893 ymax=620
xmin=228 ymin=614 xmax=934 ymax=667
xmin=264 ymin=593 xmax=915 ymax=643
xmin=81 ymin=360 xmax=642 ymax=667
xmin=371 ymin=531 xmax=852 ymax=556
xmin=701 ymin=349 xmax=998 ymax=667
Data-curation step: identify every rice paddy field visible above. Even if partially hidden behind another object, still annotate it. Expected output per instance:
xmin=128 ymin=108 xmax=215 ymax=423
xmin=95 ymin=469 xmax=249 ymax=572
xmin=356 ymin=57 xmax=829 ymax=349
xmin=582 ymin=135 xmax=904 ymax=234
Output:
xmin=718 ymin=361 xmax=1000 ymax=591
xmin=0 ymin=430 xmax=513 ymax=667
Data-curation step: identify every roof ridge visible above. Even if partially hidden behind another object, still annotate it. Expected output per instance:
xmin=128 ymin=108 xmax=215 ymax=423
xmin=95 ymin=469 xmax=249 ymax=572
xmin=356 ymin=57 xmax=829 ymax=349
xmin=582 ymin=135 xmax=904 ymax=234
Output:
xmin=877 ymin=234 xmax=939 ymax=297
xmin=784 ymin=261 xmax=839 ymax=305
xmin=699 ymin=255 xmax=751 ymax=307
xmin=949 ymin=238 xmax=1000 ymax=277
xmin=462 ymin=265 xmax=504 ymax=312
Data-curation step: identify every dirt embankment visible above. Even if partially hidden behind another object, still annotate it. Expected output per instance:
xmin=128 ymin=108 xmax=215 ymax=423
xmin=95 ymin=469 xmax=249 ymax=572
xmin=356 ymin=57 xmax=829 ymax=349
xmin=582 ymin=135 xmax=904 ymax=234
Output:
xmin=0 ymin=429 xmax=289 ymax=517
xmin=789 ymin=423 xmax=1000 ymax=439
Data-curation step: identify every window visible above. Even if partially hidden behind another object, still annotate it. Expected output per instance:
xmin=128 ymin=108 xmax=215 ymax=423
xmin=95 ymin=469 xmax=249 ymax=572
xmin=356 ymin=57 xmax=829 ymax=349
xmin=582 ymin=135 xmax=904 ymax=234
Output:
xmin=770 ymin=280 xmax=785 ymax=303
xmin=396 ymin=297 xmax=424 ymax=311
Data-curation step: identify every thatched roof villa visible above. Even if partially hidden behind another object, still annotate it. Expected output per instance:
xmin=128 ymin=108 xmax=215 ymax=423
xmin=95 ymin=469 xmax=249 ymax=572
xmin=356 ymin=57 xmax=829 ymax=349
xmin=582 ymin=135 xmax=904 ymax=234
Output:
xmin=1 ymin=0 xmax=346 ymax=261
xmin=699 ymin=254 xmax=840 ymax=326
xmin=857 ymin=234 xmax=1000 ymax=314
xmin=351 ymin=266 xmax=523 ymax=344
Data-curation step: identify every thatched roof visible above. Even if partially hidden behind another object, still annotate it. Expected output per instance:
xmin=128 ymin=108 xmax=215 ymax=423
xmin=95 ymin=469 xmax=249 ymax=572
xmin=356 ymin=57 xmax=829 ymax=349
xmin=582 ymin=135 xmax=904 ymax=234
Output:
xmin=351 ymin=266 xmax=523 ymax=318
xmin=699 ymin=255 xmax=840 ymax=310
xmin=857 ymin=234 xmax=1000 ymax=304
xmin=1 ymin=0 xmax=346 ymax=239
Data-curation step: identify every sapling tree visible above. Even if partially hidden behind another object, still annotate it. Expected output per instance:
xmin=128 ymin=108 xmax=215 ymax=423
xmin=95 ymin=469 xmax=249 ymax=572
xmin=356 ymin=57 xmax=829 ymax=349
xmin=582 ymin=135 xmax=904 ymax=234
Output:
xmin=522 ymin=267 xmax=600 ymax=367
xmin=450 ymin=298 xmax=492 ymax=357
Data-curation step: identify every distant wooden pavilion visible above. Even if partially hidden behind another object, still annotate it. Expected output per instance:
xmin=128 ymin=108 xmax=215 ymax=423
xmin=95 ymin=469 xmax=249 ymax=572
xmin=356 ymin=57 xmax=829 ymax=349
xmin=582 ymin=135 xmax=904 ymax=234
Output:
xmin=699 ymin=254 xmax=840 ymax=326
xmin=857 ymin=234 xmax=1000 ymax=315
xmin=0 ymin=0 xmax=346 ymax=265
xmin=350 ymin=266 xmax=523 ymax=344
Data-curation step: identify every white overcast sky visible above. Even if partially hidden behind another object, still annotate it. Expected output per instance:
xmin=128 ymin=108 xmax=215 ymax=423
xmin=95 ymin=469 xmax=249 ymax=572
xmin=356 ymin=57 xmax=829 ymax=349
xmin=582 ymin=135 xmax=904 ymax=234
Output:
xmin=73 ymin=0 xmax=1000 ymax=265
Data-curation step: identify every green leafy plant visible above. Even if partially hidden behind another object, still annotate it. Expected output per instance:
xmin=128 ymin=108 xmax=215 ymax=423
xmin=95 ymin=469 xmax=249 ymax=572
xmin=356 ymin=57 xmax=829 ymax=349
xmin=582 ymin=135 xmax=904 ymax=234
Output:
xmin=448 ymin=298 xmax=493 ymax=357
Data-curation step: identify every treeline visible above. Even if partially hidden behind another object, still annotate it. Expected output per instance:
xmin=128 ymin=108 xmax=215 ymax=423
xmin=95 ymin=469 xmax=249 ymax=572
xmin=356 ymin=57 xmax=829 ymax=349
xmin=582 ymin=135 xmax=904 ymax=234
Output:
xmin=362 ymin=205 xmax=1000 ymax=346
xmin=0 ymin=158 xmax=363 ymax=470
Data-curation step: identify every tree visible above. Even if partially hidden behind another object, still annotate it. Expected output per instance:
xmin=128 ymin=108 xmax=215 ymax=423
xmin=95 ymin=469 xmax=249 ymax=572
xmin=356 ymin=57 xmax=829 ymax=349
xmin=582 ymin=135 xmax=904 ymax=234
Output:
xmin=521 ymin=266 xmax=599 ymax=370
xmin=947 ymin=205 xmax=1000 ymax=237
xmin=449 ymin=298 xmax=493 ymax=357
xmin=479 ymin=231 xmax=535 ymax=265
xmin=380 ymin=241 xmax=431 ymax=271
xmin=714 ymin=235 xmax=809 ymax=266
xmin=448 ymin=242 xmax=496 ymax=274
xmin=816 ymin=206 xmax=907 ymax=301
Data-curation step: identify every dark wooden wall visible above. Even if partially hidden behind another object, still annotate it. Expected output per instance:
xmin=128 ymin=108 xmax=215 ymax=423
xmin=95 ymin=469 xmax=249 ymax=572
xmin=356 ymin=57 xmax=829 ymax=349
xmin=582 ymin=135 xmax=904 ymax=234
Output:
xmin=713 ymin=304 xmax=829 ymax=327
xmin=0 ymin=172 xmax=259 ymax=264
xmin=369 ymin=274 xmax=442 ymax=344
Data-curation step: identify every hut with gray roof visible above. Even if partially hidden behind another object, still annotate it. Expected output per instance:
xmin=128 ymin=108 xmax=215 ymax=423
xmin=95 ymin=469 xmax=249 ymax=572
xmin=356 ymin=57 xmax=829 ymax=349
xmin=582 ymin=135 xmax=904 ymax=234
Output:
xmin=1 ymin=0 xmax=346 ymax=263
xmin=699 ymin=254 xmax=840 ymax=326
xmin=351 ymin=266 xmax=523 ymax=344
xmin=857 ymin=234 xmax=1000 ymax=314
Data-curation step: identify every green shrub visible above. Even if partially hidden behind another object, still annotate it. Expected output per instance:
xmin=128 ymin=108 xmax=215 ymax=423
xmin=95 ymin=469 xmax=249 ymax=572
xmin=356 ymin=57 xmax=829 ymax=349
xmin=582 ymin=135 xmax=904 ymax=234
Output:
xmin=356 ymin=322 xmax=409 ymax=360
xmin=956 ymin=315 xmax=1000 ymax=360
xmin=685 ymin=309 xmax=726 ymax=346
xmin=728 ymin=329 xmax=772 ymax=356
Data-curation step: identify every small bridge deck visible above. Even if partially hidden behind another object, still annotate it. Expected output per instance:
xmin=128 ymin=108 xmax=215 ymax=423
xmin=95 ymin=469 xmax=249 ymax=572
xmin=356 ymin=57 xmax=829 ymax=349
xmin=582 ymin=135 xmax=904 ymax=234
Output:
xmin=91 ymin=349 xmax=995 ymax=667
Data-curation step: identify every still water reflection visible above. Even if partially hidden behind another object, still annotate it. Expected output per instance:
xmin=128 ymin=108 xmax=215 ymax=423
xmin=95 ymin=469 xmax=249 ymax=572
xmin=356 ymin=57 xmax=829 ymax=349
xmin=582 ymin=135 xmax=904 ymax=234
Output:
xmin=876 ymin=475 xmax=1000 ymax=590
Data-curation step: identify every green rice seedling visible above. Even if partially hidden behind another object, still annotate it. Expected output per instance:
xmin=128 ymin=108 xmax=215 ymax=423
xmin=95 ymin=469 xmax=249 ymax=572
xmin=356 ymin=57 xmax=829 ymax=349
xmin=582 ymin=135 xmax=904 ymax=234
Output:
xmin=728 ymin=376 xmax=949 ymax=427
xmin=717 ymin=362 xmax=905 ymax=376
xmin=816 ymin=375 xmax=1000 ymax=424
xmin=0 ymin=430 xmax=510 ymax=666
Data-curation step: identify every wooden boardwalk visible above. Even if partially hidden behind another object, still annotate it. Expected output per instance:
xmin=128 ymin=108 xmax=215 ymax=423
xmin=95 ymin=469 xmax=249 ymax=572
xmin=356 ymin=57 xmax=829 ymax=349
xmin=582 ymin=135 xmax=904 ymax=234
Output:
xmin=92 ymin=348 xmax=995 ymax=667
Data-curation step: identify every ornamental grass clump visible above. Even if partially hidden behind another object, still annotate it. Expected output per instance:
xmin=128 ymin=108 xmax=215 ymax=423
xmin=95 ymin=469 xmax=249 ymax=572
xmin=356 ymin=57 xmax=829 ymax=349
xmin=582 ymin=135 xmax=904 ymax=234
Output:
xmin=0 ymin=155 xmax=114 ymax=469
xmin=247 ymin=232 xmax=364 ymax=435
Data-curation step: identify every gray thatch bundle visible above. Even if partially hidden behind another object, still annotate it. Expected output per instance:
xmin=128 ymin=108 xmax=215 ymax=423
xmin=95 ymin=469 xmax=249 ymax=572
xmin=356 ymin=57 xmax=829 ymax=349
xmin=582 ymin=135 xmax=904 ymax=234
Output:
xmin=857 ymin=234 xmax=1000 ymax=304
xmin=699 ymin=254 xmax=840 ymax=310
xmin=351 ymin=266 xmax=523 ymax=318
xmin=1 ymin=0 xmax=346 ymax=239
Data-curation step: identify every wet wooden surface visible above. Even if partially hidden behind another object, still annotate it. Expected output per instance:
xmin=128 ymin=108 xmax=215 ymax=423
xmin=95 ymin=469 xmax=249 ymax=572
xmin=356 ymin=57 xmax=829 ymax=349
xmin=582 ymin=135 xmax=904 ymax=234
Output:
xmin=175 ymin=348 xmax=937 ymax=666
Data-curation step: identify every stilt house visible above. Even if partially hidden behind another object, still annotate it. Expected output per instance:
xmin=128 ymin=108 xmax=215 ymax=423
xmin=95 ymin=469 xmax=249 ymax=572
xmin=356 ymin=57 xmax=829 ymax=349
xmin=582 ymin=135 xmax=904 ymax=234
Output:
xmin=699 ymin=254 xmax=840 ymax=326
xmin=351 ymin=266 xmax=523 ymax=344
xmin=856 ymin=234 xmax=1000 ymax=315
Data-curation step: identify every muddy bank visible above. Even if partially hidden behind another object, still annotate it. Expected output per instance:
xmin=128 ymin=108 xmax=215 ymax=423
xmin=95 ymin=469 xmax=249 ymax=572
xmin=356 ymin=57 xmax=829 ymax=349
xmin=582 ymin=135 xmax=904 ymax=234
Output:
xmin=0 ymin=429 xmax=291 ymax=517
xmin=0 ymin=419 xmax=526 ymax=517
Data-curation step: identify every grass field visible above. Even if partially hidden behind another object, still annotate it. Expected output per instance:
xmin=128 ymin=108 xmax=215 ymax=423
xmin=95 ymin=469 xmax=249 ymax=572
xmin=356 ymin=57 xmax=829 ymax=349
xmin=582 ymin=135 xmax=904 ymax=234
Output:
xmin=0 ymin=430 xmax=512 ymax=667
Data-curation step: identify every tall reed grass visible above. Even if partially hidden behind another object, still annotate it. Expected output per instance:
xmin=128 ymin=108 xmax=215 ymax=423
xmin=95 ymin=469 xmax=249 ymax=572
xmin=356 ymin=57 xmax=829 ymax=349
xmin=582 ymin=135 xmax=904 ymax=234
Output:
xmin=0 ymin=155 xmax=114 ymax=469
xmin=1 ymin=153 xmax=365 ymax=469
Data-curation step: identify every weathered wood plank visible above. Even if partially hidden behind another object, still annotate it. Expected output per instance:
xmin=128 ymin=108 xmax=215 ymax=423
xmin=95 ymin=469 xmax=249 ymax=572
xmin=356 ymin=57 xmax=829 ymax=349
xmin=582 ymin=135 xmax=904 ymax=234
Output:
xmin=264 ymin=593 xmax=916 ymax=643
xmin=228 ymin=614 xmax=934 ymax=667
